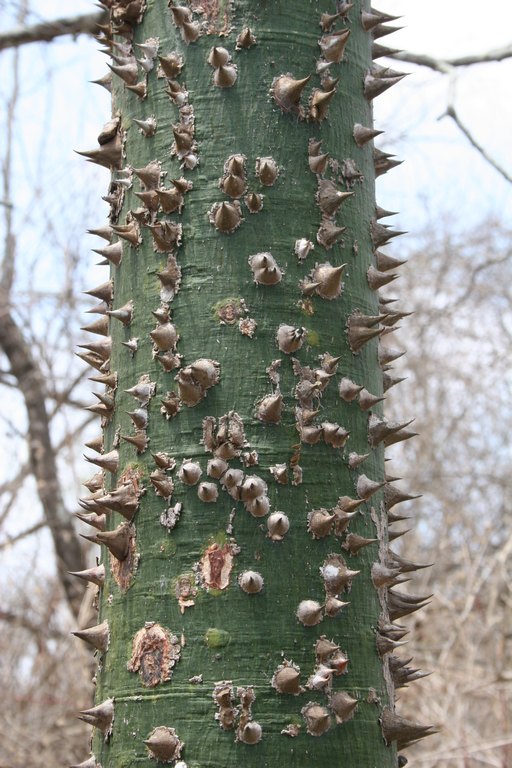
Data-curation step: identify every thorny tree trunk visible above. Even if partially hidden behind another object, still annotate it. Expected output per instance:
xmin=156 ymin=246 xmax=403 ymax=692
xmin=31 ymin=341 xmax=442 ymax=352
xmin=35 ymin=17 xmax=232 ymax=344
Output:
xmin=74 ymin=1 xmax=435 ymax=767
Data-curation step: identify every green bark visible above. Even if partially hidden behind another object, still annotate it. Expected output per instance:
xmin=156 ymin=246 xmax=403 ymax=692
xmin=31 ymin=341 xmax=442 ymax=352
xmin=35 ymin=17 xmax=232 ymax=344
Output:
xmin=79 ymin=1 xmax=409 ymax=766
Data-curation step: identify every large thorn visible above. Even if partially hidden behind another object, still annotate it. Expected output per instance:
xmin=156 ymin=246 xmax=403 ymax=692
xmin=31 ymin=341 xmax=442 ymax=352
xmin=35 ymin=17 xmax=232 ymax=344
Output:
xmin=388 ymin=588 xmax=432 ymax=621
xmin=387 ymin=549 xmax=432 ymax=573
xmin=372 ymin=42 xmax=401 ymax=59
xmin=385 ymin=484 xmax=421 ymax=509
xmin=361 ymin=9 xmax=401 ymax=31
xmin=380 ymin=708 xmax=438 ymax=750
xmin=81 ymin=522 xmax=132 ymax=561
xmin=369 ymin=415 xmax=414 ymax=447
xmin=68 ymin=564 xmax=105 ymax=587
xmin=84 ymin=449 xmax=119 ymax=474
xmin=77 ymin=698 xmax=114 ymax=738
xmin=75 ymin=134 xmax=122 ymax=170
xmin=72 ymin=620 xmax=110 ymax=652
xmin=74 ymin=511 xmax=106 ymax=531
xmin=364 ymin=72 xmax=405 ymax=100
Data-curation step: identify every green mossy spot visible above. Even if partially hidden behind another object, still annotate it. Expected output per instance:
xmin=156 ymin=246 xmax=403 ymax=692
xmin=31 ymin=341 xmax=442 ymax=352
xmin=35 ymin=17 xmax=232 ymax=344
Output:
xmin=160 ymin=539 xmax=177 ymax=555
xmin=306 ymin=329 xmax=320 ymax=347
xmin=288 ymin=715 xmax=303 ymax=727
xmin=113 ymin=750 xmax=135 ymax=768
xmin=212 ymin=297 xmax=247 ymax=324
xmin=205 ymin=627 xmax=231 ymax=648
xmin=208 ymin=531 xmax=229 ymax=548
xmin=172 ymin=572 xmax=196 ymax=591
xmin=172 ymin=572 xmax=197 ymax=605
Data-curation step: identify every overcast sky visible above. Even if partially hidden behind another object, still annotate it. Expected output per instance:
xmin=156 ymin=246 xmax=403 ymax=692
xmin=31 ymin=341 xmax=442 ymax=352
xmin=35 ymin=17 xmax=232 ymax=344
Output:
xmin=375 ymin=0 xmax=512 ymax=229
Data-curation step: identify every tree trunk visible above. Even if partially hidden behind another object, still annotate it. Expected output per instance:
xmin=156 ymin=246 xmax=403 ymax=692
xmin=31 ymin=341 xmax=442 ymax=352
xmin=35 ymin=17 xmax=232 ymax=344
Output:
xmin=75 ymin=1 xmax=433 ymax=766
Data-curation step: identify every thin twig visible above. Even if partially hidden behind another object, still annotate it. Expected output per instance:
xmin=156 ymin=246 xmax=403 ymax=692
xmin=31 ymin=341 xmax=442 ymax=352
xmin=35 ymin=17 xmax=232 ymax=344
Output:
xmin=442 ymin=105 xmax=512 ymax=184
xmin=0 ymin=28 xmax=21 ymax=294
xmin=0 ymin=519 xmax=46 ymax=549
xmin=389 ymin=47 xmax=512 ymax=185
xmin=414 ymin=735 xmax=512 ymax=762
xmin=0 ymin=308 xmax=86 ymax=616
xmin=392 ymin=44 xmax=512 ymax=71
xmin=451 ymin=252 xmax=512 ymax=309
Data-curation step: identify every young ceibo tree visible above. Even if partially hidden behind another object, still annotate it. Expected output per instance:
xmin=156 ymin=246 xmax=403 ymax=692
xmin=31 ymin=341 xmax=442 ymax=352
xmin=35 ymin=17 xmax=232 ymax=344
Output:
xmin=73 ymin=1 xmax=436 ymax=767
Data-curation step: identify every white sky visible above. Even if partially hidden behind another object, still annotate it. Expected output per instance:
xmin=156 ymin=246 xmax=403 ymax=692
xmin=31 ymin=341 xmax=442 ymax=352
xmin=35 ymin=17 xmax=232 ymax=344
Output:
xmin=375 ymin=0 xmax=512 ymax=229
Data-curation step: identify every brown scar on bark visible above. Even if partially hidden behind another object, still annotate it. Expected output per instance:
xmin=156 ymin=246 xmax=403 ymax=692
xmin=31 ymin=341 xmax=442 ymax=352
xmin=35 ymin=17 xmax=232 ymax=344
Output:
xmin=372 ymin=501 xmax=396 ymax=704
xmin=159 ymin=254 xmax=182 ymax=303
xmin=213 ymin=681 xmax=237 ymax=730
xmin=281 ymin=723 xmax=301 ymax=737
xmin=160 ymin=502 xmax=182 ymax=532
xmin=200 ymin=542 xmax=235 ymax=590
xmin=112 ymin=425 xmax=121 ymax=448
xmin=201 ymin=411 xmax=248 ymax=458
xmin=120 ymin=465 xmax=145 ymax=501
xmin=288 ymin=443 xmax=303 ymax=485
xmin=289 ymin=443 xmax=301 ymax=465
xmin=292 ymin=465 xmax=303 ymax=485
xmin=298 ymin=298 xmax=315 ymax=316
xmin=235 ymin=685 xmax=256 ymax=741
xmin=175 ymin=573 xmax=197 ymax=613
xmin=202 ymin=416 xmax=216 ymax=452
xmin=189 ymin=0 xmax=232 ymax=35
xmin=266 ymin=358 xmax=281 ymax=386
xmin=110 ymin=524 xmax=139 ymax=592
xmin=127 ymin=622 xmax=181 ymax=687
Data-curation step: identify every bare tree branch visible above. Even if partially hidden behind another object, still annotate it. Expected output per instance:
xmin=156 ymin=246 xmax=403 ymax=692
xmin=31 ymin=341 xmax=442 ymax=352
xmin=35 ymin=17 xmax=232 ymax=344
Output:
xmin=0 ymin=412 xmax=94 ymax=498
xmin=388 ymin=46 xmax=512 ymax=185
xmin=450 ymin=251 xmax=512 ymax=308
xmin=0 ymin=32 xmax=86 ymax=616
xmin=0 ymin=519 xmax=46 ymax=550
xmin=392 ymin=44 xmax=512 ymax=72
xmin=0 ymin=11 xmax=107 ymax=52
xmin=1 ymin=32 xmax=20 ymax=294
xmin=0 ymin=608 xmax=65 ymax=638
xmin=442 ymin=105 xmax=512 ymax=184
xmin=0 ymin=309 xmax=86 ymax=616
xmin=414 ymin=735 xmax=512 ymax=762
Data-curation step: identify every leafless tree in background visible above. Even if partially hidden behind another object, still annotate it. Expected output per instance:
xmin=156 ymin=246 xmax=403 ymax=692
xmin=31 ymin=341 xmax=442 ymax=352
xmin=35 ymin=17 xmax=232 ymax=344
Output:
xmin=383 ymin=220 xmax=512 ymax=767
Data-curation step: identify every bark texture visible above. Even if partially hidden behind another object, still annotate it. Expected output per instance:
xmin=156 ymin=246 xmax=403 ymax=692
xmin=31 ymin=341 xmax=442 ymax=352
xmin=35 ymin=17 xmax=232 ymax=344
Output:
xmin=78 ymin=1 xmax=420 ymax=766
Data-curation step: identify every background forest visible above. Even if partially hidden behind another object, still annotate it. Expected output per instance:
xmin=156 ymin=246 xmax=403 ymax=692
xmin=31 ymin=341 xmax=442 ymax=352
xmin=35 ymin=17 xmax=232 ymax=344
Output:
xmin=0 ymin=1 xmax=511 ymax=766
